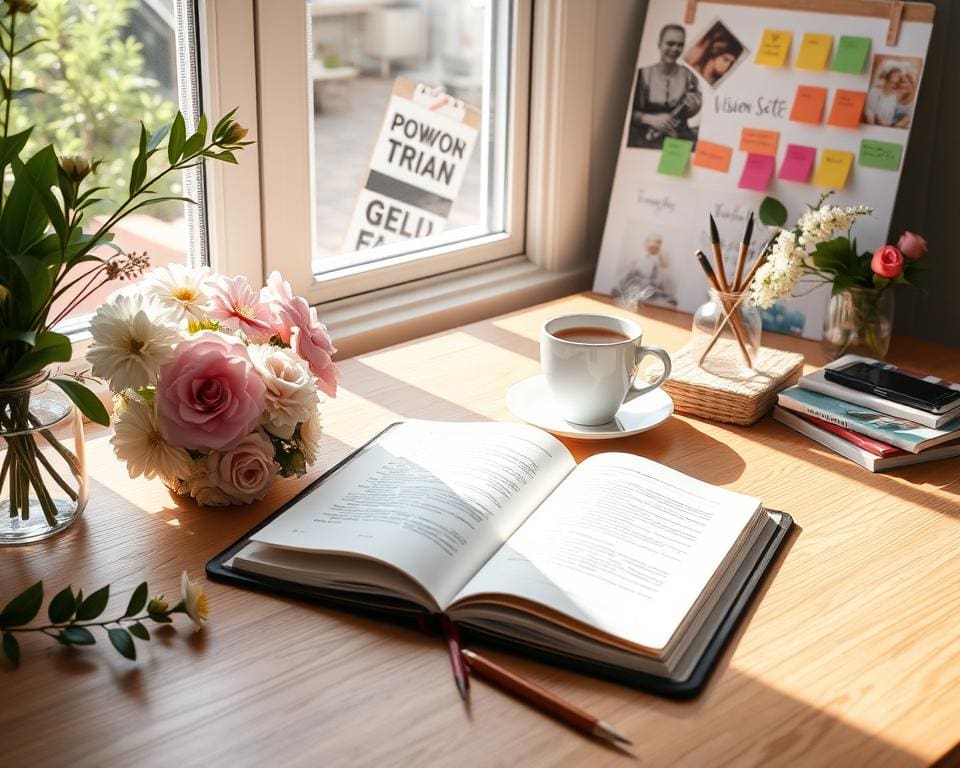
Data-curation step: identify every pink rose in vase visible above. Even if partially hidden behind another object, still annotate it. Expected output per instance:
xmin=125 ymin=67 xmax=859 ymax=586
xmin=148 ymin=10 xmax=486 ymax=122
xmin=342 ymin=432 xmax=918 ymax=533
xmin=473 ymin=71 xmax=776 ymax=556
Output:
xmin=157 ymin=331 xmax=266 ymax=451
xmin=897 ymin=231 xmax=927 ymax=261
xmin=871 ymin=245 xmax=904 ymax=279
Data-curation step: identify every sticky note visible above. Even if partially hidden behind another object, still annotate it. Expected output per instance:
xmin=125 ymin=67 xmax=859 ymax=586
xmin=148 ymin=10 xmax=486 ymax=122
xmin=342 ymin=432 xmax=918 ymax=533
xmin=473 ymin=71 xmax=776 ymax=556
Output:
xmin=859 ymin=139 xmax=903 ymax=171
xmin=739 ymin=154 xmax=776 ymax=191
xmin=692 ymin=140 xmax=733 ymax=173
xmin=795 ymin=33 xmax=833 ymax=70
xmin=740 ymin=127 xmax=779 ymax=157
xmin=831 ymin=36 xmax=871 ymax=74
xmin=827 ymin=90 xmax=867 ymax=128
xmin=755 ymin=29 xmax=792 ymax=67
xmin=814 ymin=149 xmax=854 ymax=188
xmin=790 ymin=85 xmax=828 ymax=124
xmin=778 ymin=144 xmax=817 ymax=182
xmin=657 ymin=137 xmax=693 ymax=176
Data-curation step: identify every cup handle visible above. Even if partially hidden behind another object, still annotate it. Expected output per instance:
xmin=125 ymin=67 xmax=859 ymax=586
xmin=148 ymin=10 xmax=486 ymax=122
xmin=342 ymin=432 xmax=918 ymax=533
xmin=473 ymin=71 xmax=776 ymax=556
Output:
xmin=625 ymin=346 xmax=672 ymax=401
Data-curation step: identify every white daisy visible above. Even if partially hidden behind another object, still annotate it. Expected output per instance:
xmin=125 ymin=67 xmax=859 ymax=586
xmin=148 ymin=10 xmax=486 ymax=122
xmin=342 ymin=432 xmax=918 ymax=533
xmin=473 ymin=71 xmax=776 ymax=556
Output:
xmin=110 ymin=398 xmax=193 ymax=481
xmin=248 ymin=344 xmax=319 ymax=439
xmin=299 ymin=403 xmax=323 ymax=465
xmin=145 ymin=263 xmax=212 ymax=323
xmin=87 ymin=293 xmax=183 ymax=392
xmin=179 ymin=571 xmax=209 ymax=631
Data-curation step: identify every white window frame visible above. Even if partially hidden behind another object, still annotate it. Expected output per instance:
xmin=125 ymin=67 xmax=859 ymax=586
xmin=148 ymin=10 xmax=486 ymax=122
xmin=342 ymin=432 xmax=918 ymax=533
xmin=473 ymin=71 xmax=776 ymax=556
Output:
xmin=203 ymin=0 xmax=602 ymax=356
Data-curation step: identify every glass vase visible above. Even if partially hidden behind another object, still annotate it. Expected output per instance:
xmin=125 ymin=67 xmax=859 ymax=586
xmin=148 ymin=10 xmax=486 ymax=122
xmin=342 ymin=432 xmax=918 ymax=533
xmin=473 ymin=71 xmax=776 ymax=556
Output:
xmin=0 ymin=373 xmax=88 ymax=545
xmin=692 ymin=288 xmax=762 ymax=378
xmin=821 ymin=287 xmax=895 ymax=360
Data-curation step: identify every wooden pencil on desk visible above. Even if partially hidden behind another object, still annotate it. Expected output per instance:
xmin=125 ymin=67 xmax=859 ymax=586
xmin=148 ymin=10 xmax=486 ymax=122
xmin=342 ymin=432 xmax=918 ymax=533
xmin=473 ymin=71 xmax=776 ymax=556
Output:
xmin=460 ymin=648 xmax=632 ymax=748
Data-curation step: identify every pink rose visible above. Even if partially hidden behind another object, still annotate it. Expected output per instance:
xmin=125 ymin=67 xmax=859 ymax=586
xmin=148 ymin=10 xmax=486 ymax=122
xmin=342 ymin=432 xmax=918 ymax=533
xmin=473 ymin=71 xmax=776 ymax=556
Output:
xmin=897 ymin=231 xmax=927 ymax=261
xmin=203 ymin=431 xmax=278 ymax=505
xmin=871 ymin=245 xmax=904 ymax=279
xmin=157 ymin=331 xmax=266 ymax=451
xmin=264 ymin=272 xmax=340 ymax=397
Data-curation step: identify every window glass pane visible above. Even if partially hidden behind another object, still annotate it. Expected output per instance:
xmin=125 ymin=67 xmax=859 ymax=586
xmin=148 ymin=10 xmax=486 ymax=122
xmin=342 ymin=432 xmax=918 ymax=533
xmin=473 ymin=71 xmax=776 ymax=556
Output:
xmin=309 ymin=0 xmax=513 ymax=276
xmin=10 ymin=0 xmax=201 ymax=327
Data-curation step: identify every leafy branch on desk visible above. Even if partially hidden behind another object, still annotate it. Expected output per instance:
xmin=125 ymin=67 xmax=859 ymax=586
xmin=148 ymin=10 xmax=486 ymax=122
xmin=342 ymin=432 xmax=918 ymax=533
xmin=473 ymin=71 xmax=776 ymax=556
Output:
xmin=0 ymin=572 xmax=208 ymax=667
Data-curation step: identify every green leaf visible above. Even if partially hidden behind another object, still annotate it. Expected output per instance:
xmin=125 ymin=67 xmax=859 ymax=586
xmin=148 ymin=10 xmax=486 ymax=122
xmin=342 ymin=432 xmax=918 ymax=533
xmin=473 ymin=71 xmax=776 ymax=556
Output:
xmin=2 ymin=632 xmax=20 ymax=665
xmin=148 ymin=612 xmax=173 ymax=624
xmin=212 ymin=108 xmax=239 ymax=142
xmin=0 ymin=582 xmax=43 ymax=628
xmin=4 ymin=331 xmax=71 ymax=382
xmin=14 ymin=150 xmax=68 ymax=240
xmin=123 ymin=582 xmax=148 ymax=618
xmin=11 ymin=87 xmax=42 ymax=100
xmin=168 ymin=112 xmax=186 ymax=163
xmin=108 ymin=628 xmax=136 ymax=660
xmin=123 ymin=195 xmax=195 ymax=217
xmin=0 ymin=127 xmax=31 ymax=167
xmin=50 ymin=378 xmax=109 ymax=426
xmin=48 ymin=586 xmax=76 ymax=623
xmin=0 ymin=145 xmax=60 ymax=254
xmin=129 ymin=622 xmax=150 ymax=641
xmin=147 ymin=123 xmax=171 ymax=154
xmin=129 ymin=122 xmax=149 ymax=195
xmin=0 ymin=328 xmax=36 ymax=345
xmin=758 ymin=197 xmax=788 ymax=228
xmin=61 ymin=626 xmax=95 ymax=645
xmin=76 ymin=585 xmax=110 ymax=621
xmin=204 ymin=150 xmax=237 ymax=164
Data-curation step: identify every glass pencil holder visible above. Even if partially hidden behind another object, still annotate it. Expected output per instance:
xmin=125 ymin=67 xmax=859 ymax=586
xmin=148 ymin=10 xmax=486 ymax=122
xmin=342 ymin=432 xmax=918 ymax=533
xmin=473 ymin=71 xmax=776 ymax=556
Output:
xmin=692 ymin=288 xmax=762 ymax=378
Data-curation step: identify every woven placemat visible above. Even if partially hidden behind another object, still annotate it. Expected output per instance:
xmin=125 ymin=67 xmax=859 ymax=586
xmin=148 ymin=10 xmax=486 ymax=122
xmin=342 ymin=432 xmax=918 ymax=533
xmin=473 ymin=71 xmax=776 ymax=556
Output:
xmin=645 ymin=342 xmax=805 ymax=425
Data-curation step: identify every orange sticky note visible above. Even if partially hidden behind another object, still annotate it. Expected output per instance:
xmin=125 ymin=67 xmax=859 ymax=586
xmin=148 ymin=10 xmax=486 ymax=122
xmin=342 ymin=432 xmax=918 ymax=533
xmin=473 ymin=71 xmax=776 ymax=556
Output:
xmin=692 ymin=140 xmax=733 ymax=173
xmin=790 ymin=85 xmax=827 ymax=124
xmin=740 ymin=127 xmax=779 ymax=157
xmin=795 ymin=33 xmax=833 ymax=70
xmin=755 ymin=29 xmax=792 ymax=67
xmin=827 ymin=90 xmax=867 ymax=128
xmin=814 ymin=149 xmax=854 ymax=188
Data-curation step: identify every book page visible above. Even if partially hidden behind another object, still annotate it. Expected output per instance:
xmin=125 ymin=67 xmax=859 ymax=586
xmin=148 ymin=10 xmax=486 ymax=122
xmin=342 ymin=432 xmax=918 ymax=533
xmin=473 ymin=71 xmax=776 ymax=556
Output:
xmin=450 ymin=453 xmax=761 ymax=651
xmin=250 ymin=421 xmax=575 ymax=608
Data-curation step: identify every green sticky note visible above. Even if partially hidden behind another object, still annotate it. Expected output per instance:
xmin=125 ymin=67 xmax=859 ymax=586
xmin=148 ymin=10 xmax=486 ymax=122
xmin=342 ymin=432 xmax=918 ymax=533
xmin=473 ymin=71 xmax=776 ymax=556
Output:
xmin=859 ymin=139 xmax=902 ymax=171
xmin=657 ymin=137 xmax=694 ymax=176
xmin=831 ymin=36 xmax=871 ymax=74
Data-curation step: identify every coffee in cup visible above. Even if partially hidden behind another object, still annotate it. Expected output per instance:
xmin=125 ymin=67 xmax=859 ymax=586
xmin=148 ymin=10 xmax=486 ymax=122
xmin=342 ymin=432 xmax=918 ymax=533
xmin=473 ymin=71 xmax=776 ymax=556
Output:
xmin=541 ymin=313 xmax=672 ymax=425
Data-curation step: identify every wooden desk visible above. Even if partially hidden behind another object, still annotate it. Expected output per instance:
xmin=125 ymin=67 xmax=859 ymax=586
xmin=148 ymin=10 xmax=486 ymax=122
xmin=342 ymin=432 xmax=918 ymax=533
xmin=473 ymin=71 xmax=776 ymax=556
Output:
xmin=3 ymin=294 xmax=959 ymax=768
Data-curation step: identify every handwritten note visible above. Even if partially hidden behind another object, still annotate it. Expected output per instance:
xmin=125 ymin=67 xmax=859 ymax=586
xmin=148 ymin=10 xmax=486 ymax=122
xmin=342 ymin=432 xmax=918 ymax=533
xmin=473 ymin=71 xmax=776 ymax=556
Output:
xmin=831 ymin=36 xmax=871 ymax=74
xmin=739 ymin=154 xmax=776 ymax=191
xmin=859 ymin=139 xmax=902 ymax=171
xmin=740 ymin=127 xmax=779 ymax=157
xmin=814 ymin=149 xmax=854 ymax=188
xmin=827 ymin=90 xmax=867 ymax=128
xmin=692 ymin=140 xmax=733 ymax=173
xmin=755 ymin=29 xmax=792 ymax=67
xmin=778 ymin=145 xmax=817 ymax=183
xmin=790 ymin=86 xmax=827 ymax=124
xmin=657 ymin=137 xmax=693 ymax=176
xmin=795 ymin=33 xmax=833 ymax=70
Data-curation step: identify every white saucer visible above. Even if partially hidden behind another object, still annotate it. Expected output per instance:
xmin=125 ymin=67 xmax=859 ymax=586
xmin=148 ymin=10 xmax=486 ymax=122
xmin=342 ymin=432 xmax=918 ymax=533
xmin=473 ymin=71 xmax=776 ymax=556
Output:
xmin=505 ymin=375 xmax=674 ymax=440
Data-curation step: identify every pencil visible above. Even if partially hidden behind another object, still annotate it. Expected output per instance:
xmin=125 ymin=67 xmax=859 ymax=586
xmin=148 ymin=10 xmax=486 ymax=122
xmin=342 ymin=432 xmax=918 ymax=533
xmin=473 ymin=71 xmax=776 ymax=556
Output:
xmin=732 ymin=211 xmax=754 ymax=291
xmin=695 ymin=250 xmax=753 ymax=368
xmin=708 ymin=214 xmax=729 ymax=291
xmin=441 ymin=615 xmax=469 ymax=701
xmin=460 ymin=648 xmax=632 ymax=748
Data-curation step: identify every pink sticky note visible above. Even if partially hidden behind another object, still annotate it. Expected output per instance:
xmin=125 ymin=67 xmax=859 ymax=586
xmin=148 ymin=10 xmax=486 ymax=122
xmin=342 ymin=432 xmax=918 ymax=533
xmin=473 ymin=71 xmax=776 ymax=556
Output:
xmin=738 ymin=153 xmax=775 ymax=191
xmin=778 ymin=144 xmax=817 ymax=182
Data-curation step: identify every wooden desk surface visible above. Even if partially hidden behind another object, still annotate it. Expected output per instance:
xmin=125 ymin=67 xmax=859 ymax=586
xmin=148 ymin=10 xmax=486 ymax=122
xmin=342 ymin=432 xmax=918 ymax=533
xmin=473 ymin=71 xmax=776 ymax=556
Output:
xmin=3 ymin=293 xmax=959 ymax=768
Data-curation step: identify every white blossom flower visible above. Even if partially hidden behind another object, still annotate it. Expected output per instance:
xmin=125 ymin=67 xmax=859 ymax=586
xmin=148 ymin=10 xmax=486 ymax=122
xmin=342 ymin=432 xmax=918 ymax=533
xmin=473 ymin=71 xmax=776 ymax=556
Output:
xmin=797 ymin=204 xmax=872 ymax=248
xmin=248 ymin=344 xmax=319 ymax=439
xmin=110 ymin=398 xmax=193 ymax=481
xmin=145 ymin=263 xmax=213 ymax=323
xmin=87 ymin=293 xmax=182 ymax=392
xmin=299 ymin=403 xmax=323 ymax=465
xmin=749 ymin=229 xmax=805 ymax=309
xmin=180 ymin=571 xmax=209 ymax=631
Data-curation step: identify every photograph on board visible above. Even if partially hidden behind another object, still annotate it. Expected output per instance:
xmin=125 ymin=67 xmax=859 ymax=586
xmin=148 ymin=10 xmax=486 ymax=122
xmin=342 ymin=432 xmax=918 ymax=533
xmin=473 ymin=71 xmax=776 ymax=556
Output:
xmin=627 ymin=23 xmax=702 ymax=149
xmin=864 ymin=54 xmax=923 ymax=129
xmin=611 ymin=229 xmax=680 ymax=309
xmin=683 ymin=19 xmax=748 ymax=89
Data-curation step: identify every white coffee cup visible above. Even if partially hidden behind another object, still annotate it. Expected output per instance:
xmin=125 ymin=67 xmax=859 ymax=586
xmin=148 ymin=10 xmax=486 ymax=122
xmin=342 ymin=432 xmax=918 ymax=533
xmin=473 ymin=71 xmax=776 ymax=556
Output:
xmin=541 ymin=313 xmax=672 ymax=426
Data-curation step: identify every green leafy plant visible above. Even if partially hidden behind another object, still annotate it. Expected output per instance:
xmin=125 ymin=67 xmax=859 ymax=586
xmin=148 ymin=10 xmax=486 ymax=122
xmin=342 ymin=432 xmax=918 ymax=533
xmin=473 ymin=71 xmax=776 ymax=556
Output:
xmin=0 ymin=572 xmax=209 ymax=666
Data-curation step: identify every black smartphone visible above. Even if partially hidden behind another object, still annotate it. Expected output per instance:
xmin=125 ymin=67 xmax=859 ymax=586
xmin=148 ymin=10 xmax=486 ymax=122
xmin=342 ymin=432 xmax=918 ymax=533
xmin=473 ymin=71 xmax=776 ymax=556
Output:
xmin=824 ymin=362 xmax=960 ymax=414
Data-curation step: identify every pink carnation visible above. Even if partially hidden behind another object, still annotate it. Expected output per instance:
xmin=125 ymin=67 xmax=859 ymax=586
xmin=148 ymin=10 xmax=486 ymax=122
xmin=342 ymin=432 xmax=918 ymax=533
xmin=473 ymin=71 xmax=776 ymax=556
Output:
xmin=207 ymin=275 xmax=277 ymax=343
xmin=264 ymin=271 xmax=340 ymax=397
xmin=157 ymin=331 xmax=266 ymax=451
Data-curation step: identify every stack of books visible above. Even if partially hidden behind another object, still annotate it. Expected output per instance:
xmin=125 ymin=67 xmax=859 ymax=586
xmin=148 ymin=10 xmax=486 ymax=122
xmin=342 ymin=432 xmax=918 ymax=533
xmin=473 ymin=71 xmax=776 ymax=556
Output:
xmin=773 ymin=355 xmax=960 ymax=472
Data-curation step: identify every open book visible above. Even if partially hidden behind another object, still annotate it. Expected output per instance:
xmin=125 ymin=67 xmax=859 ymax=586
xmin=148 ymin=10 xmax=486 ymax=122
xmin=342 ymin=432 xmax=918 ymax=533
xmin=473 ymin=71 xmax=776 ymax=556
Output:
xmin=220 ymin=421 xmax=789 ymax=690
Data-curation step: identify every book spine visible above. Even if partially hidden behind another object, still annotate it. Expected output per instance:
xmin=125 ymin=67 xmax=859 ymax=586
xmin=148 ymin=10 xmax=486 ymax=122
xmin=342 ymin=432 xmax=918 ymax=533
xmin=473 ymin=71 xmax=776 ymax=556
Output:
xmin=776 ymin=395 xmax=917 ymax=452
xmin=773 ymin=408 xmax=876 ymax=471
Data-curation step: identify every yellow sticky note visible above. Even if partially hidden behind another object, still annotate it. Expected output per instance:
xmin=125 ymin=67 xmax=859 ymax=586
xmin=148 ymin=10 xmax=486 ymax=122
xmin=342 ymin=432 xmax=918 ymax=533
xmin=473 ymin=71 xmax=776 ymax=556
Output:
xmin=795 ymin=33 xmax=833 ymax=70
xmin=814 ymin=149 xmax=854 ymax=189
xmin=755 ymin=30 xmax=792 ymax=67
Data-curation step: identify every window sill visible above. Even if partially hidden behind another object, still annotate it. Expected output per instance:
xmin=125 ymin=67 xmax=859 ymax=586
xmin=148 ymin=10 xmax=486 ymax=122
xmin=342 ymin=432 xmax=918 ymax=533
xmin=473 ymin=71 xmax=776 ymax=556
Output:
xmin=314 ymin=255 xmax=593 ymax=359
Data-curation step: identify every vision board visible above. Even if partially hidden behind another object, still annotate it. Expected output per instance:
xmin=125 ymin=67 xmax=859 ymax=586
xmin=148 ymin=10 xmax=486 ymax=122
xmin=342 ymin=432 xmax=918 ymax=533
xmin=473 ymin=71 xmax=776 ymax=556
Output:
xmin=594 ymin=0 xmax=934 ymax=339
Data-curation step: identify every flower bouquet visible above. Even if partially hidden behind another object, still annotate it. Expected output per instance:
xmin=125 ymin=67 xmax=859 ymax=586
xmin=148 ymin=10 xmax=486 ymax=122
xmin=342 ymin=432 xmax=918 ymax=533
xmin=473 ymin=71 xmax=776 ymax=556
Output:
xmin=751 ymin=194 xmax=926 ymax=358
xmin=87 ymin=268 xmax=340 ymax=506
